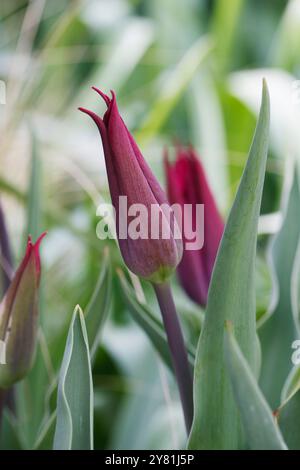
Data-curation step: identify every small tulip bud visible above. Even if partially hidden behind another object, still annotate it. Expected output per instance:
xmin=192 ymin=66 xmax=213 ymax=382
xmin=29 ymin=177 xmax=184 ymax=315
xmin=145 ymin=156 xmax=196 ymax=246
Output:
xmin=0 ymin=233 xmax=46 ymax=388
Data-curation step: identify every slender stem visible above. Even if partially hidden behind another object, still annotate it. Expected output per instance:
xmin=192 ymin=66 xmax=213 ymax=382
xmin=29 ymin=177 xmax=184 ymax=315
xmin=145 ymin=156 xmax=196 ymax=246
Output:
xmin=0 ymin=202 xmax=14 ymax=428
xmin=153 ymin=282 xmax=193 ymax=434
xmin=0 ymin=201 xmax=13 ymax=293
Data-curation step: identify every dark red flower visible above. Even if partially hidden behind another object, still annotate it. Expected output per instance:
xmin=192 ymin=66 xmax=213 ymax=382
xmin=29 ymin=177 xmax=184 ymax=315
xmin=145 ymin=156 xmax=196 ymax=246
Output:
xmin=165 ymin=147 xmax=224 ymax=306
xmin=79 ymin=89 xmax=182 ymax=283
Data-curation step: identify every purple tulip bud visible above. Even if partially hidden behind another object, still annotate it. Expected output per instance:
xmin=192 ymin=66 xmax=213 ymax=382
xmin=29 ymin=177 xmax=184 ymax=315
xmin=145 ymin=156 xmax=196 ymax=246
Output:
xmin=165 ymin=146 xmax=224 ymax=306
xmin=0 ymin=233 xmax=46 ymax=388
xmin=79 ymin=89 xmax=182 ymax=283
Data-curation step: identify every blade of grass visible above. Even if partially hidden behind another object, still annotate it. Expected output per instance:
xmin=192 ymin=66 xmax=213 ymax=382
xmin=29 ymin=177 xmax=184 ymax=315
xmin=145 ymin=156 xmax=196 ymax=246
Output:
xmin=135 ymin=36 xmax=213 ymax=146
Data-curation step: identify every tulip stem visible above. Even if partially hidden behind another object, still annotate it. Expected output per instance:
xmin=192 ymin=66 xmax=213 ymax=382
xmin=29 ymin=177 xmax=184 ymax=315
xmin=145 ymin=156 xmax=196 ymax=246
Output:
xmin=153 ymin=282 xmax=193 ymax=434
xmin=0 ymin=202 xmax=13 ymax=293
xmin=0 ymin=203 xmax=14 ymax=428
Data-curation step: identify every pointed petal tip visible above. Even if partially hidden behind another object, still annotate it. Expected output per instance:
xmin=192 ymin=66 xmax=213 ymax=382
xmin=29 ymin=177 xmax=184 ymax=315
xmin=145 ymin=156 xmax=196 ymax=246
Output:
xmin=34 ymin=231 xmax=47 ymax=249
xmin=91 ymin=87 xmax=111 ymax=106
xmin=78 ymin=107 xmax=104 ymax=128
xmin=78 ymin=106 xmax=91 ymax=115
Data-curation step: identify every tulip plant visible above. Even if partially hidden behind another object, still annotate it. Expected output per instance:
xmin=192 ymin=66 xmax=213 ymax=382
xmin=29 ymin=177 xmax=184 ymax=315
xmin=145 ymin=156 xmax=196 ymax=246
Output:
xmin=0 ymin=78 xmax=300 ymax=452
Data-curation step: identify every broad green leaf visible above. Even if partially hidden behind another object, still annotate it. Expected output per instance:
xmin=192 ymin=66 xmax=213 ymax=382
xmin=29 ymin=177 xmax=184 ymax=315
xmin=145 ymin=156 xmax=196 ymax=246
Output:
xmin=85 ymin=247 xmax=112 ymax=358
xmin=259 ymin=166 xmax=300 ymax=408
xmin=53 ymin=306 xmax=93 ymax=450
xmin=136 ymin=37 xmax=213 ymax=146
xmin=277 ymin=366 xmax=300 ymax=449
xmin=224 ymin=323 xmax=287 ymax=450
xmin=188 ymin=81 xmax=270 ymax=450
xmin=118 ymin=270 xmax=195 ymax=371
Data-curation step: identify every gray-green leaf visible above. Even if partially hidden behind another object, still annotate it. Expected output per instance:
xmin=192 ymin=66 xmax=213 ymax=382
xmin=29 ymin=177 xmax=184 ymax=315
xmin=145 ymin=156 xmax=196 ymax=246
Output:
xmin=53 ymin=305 xmax=93 ymax=450
xmin=259 ymin=166 xmax=300 ymax=408
xmin=188 ymin=80 xmax=270 ymax=449
xmin=224 ymin=322 xmax=287 ymax=450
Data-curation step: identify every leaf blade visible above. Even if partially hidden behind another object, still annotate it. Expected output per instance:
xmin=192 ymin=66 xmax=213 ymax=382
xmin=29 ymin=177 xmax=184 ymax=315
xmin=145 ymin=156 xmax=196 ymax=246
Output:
xmin=53 ymin=306 xmax=94 ymax=450
xmin=224 ymin=323 xmax=287 ymax=450
xmin=188 ymin=80 xmax=270 ymax=449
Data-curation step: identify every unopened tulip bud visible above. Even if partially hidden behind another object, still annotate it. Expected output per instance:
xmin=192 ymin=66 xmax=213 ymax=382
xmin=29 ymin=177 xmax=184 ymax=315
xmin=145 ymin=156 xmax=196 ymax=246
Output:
xmin=0 ymin=233 xmax=46 ymax=388
xmin=79 ymin=89 xmax=182 ymax=283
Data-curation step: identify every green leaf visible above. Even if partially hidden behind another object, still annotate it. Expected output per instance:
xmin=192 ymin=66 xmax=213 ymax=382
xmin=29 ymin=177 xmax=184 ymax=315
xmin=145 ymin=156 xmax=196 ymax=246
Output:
xmin=259 ymin=166 xmax=300 ymax=408
xmin=136 ymin=37 xmax=213 ymax=146
xmin=33 ymin=412 xmax=56 ymax=450
xmin=15 ymin=331 xmax=54 ymax=449
xmin=85 ymin=247 xmax=112 ymax=358
xmin=118 ymin=270 xmax=195 ymax=371
xmin=277 ymin=366 xmax=300 ymax=450
xmin=53 ymin=305 xmax=93 ymax=450
xmin=188 ymin=80 xmax=270 ymax=449
xmin=224 ymin=322 xmax=287 ymax=450
xmin=0 ymin=410 xmax=22 ymax=450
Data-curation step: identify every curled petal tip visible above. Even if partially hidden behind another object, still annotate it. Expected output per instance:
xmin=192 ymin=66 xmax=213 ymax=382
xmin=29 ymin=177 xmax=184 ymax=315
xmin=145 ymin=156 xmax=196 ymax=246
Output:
xmin=91 ymin=87 xmax=110 ymax=106
xmin=34 ymin=231 xmax=47 ymax=248
xmin=78 ymin=107 xmax=103 ymax=127
xmin=78 ymin=106 xmax=90 ymax=115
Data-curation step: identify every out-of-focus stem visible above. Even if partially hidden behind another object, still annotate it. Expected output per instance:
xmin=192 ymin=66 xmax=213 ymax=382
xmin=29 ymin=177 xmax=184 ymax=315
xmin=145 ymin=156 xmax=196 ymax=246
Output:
xmin=0 ymin=202 xmax=13 ymax=292
xmin=153 ymin=282 xmax=193 ymax=434
xmin=0 ymin=202 xmax=14 ymax=429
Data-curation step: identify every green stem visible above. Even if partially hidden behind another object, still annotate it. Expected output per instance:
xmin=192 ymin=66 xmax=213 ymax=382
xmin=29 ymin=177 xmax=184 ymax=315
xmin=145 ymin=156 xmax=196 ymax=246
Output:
xmin=153 ymin=282 xmax=193 ymax=433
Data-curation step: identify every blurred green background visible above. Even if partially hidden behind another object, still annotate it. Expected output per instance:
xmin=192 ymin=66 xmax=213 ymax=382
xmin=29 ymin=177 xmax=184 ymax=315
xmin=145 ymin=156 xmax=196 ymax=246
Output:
xmin=0 ymin=0 xmax=299 ymax=449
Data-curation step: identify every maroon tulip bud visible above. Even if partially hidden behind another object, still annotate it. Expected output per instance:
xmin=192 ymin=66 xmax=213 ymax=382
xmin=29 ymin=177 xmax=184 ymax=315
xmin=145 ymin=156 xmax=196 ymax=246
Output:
xmin=79 ymin=89 xmax=182 ymax=283
xmin=0 ymin=233 xmax=46 ymax=388
xmin=165 ymin=146 xmax=224 ymax=306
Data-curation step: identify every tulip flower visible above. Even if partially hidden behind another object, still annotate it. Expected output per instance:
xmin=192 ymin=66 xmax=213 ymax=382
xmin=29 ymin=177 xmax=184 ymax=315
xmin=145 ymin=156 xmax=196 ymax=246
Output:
xmin=165 ymin=146 xmax=224 ymax=307
xmin=79 ymin=90 xmax=193 ymax=433
xmin=79 ymin=89 xmax=182 ymax=284
xmin=0 ymin=233 xmax=46 ymax=388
